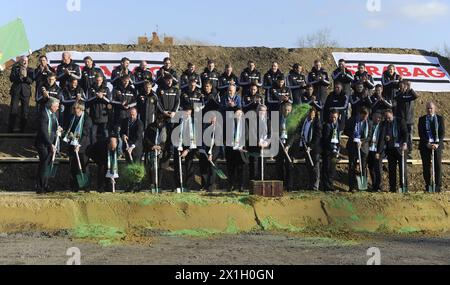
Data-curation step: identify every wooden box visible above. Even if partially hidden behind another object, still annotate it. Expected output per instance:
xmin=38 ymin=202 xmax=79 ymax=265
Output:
xmin=250 ymin=180 xmax=284 ymax=197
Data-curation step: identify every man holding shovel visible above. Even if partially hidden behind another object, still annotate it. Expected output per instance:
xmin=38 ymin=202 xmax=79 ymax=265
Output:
xmin=345 ymin=107 xmax=372 ymax=192
xmin=418 ymin=102 xmax=445 ymax=193
xmin=380 ymin=109 xmax=408 ymax=193
xmin=64 ymin=103 xmax=92 ymax=192
xmin=35 ymin=97 xmax=63 ymax=194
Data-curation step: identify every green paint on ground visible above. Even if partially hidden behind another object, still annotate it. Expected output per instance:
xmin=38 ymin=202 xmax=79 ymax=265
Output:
xmin=71 ymin=224 xmax=126 ymax=246
xmin=259 ymin=216 xmax=305 ymax=233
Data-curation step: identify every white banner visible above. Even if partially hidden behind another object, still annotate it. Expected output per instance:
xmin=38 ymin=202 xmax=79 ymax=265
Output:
xmin=47 ymin=51 xmax=169 ymax=89
xmin=332 ymin=52 xmax=450 ymax=92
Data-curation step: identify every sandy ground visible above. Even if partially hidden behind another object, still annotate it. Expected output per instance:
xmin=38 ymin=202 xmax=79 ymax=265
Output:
xmin=0 ymin=232 xmax=449 ymax=265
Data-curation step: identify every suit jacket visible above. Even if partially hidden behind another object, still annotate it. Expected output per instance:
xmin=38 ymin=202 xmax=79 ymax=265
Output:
xmin=344 ymin=117 xmax=373 ymax=154
xmin=379 ymin=117 xmax=408 ymax=153
xmin=321 ymin=121 xmax=342 ymax=155
xmin=64 ymin=114 xmax=93 ymax=153
xmin=289 ymin=117 xmax=322 ymax=153
xmin=120 ymin=118 xmax=144 ymax=153
xmin=418 ymin=114 xmax=445 ymax=151
xmin=86 ymin=139 xmax=122 ymax=165
xmin=35 ymin=109 xmax=58 ymax=148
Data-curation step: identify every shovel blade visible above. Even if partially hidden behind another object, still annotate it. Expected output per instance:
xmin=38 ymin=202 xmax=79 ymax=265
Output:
xmin=44 ymin=164 xmax=58 ymax=178
xmin=428 ymin=185 xmax=436 ymax=193
xmin=76 ymin=173 xmax=90 ymax=189
xmin=357 ymin=176 xmax=368 ymax=191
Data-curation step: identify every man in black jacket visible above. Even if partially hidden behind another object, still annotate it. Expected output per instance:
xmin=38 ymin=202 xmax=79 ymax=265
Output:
xmin=218 ymin=64 xmax=240 ymax=97
xmin=180 ymin=62 xmax=202 ymax=91
xmin=120 ymin=108 xmax=144 ymax=163
xmin=277 ymin=103 xmax=294 ymax=192
xmin=349 ymin=82 xmax=372 ymax=118
xmin=344 ymin=107 xmax=373 ymax=192
xmin=286 ymin=64 xmax=307 ymax=105
xmin=201 ymin=60 xmax=220 ymax=93
xmin=156 ymin=57 xmax=178 ymax=87
xmin=418 ymin=102 xmax=445 ymax=193
xmin=370 ymin=84 xmax=393 ymax=115
xmin=143 ymin=115 xmax=170 ymax=191
xmin=395 ymin=80 xmax=418 ymax=158
xmin=266 ymin=76 xmax=293 ymax=112
xmin=8 ymin=56 xmax=34 ymax=133
xmin=308 ymin=60 xmax=330 ymax=105
xmin=61 ymin=78 xmax=86 ymax=125
xmin=56 ymin=52 xmax=81 ymax=89
xmin=80 ymin=56 xmax=105 ymax=96
xmin=34 ymin=55 xmax=55 ymax=95
xmin=263 ymin=62 xmax=284 ymax=91
xmin=137 ymin=81 xmax=158 ymax=129
xmin=180 ymin=78 xmax=204 ymax=111
xmin=111 ymin=57 xmax=135 ymax=88
xmin=323 ymin=82 xmax=349 ymax=130
xmin=379 ymin=109 xmax=408 ymax=193
xmin=86 ymin=136 xmax=121 ymax=192
xmin=239 ymin=60 xmax=263 ymax=98
xmin=367 ymin=112 xmax=384 ymax=192
xmin=133 ymin=60 xmax=154 ymax=94
xmin=86 ymin=74 xmax=111 ymax=144
xmin=36 ymin=73 xmax=63 ymax=122
xmin=63 ymin=102 xmax=92 ymax=192
xmin=35 ymin=98 xmax=62 ymax=194
xmin=382 ymin=64 xmax=402 ymax=106
xmin=353 ymin=63 xmax=375 ymax=91
xmin=332 ymin=59 xmax=354 ymax=96
xmin=293 ymin=107 xmax=322 ymax=191
xmin=111 ymin=74 xmax=137 ymax=134
xmin=321 ymin=109 xmax=342 ymax=192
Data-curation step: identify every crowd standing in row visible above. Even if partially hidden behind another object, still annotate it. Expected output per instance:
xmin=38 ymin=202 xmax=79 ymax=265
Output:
xmin=8 ymin=52 xmax=445 ymax=194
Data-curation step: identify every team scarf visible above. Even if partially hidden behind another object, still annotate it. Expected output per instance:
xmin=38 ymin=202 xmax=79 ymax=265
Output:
xmin=64 ymin=112 xmax=85 ymax=144
xmin=370 ymin=123 xmax=380 ymax=151
xmin=354 ymin=119 xmax=369 ymax=141
xmin=106 ymin=148 xmax=119 ymax=178
xmin=331 ymin=122 xmax=340 ymax=144
xmin=233 ymin=116 xmax=243 ymax=149
xmin=178 ymin=116 xmax=196 ymax=151
xmin=280 ymin=116 xmax=288 ymax=143
xmin=45 ymin=108 xmax=59 ymax=138
xmin=426 ymin=115 xmax=440 ymax=143
xmin=300 ymin=118 xmax=313 ymax=146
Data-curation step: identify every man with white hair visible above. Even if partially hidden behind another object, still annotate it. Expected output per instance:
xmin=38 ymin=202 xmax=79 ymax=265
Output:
xmin=8 ymin=56 xmax=34 ymax=133
xmin=56 ymin=51 xmax=81 ymax=89
xmin=34 ymin=97 xmax=63 ymax=194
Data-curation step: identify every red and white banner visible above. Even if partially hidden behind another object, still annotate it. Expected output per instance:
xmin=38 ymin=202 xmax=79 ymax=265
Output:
xmin=332 ymin=52 xmax=450 ymax=92
xmin=47 ymin=51 xmax=169 ymax=89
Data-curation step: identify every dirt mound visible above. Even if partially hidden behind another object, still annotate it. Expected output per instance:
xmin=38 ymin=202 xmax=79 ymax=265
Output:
xmin=0 ymin=44 xmax=449 ymax=132
xmin=1 ymin=192 xmax=449 ymax=240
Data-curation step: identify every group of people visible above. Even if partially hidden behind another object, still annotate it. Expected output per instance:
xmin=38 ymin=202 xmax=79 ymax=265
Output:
xmin=8 ymin=52 xmax=445 ymax=194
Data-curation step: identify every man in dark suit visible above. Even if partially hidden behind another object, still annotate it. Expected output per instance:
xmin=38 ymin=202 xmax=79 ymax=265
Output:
xmin=63 ymin=102 xmax=93 ymax=192
xmin=86 ymin=136 xmax=121 ymax=192
xmin=9 ymin=56 xmax=34 ymax=133
xmin=379 ymin=109 xmax=408 ymax=193
xmin=290 ymin=107 xmax=322 ymax=191
xmin=321 ymin=109 xmax=342 ymax=192
xmin=367 ymin=112 xmax=384 ymax=192
xmin=34 ymin=98 xmax=62 ymax=194
xmin=120 ymin=108 xmax=144 ymax=164
xmin=344 ymin=107 xmax=373 ymax=192
xmin=418 ymin=102 xmax=445 ymax=193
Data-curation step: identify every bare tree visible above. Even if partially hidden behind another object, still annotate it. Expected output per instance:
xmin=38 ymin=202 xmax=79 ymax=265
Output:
xmin=298 ymin=28 xmax=339 ymax=48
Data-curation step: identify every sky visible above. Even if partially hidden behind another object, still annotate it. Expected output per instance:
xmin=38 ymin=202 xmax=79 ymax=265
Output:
xmin=0 ymin=0 xmax=449 ymax=52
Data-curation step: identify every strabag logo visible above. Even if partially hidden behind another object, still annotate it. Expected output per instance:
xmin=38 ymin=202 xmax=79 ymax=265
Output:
xmin=332 ymin=52 xmax=450 ymax=92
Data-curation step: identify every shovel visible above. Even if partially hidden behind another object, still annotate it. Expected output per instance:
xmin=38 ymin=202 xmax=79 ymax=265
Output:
xmin=399 ymin=150 xmax=408 ymax=194
xmin=111 ymin=178 xmax=116 ymax=193
xmin=75 ymin=149 xmax=90 ymax=189
xmin=279 ymin=140 xmax=293 ymax=166
xmin=306 ymin=147 xmax=314 ymax=168
xmin=45 ymin=136 xmax=60 ymax=178
xmin=261 ymin=147 xmax=265 ymax=181
xmin=125 ymin=140 xmax=133 ymax=163
xmin=153 ymin=148 xmax=160 ymax=194
xmin=356 ymin=146 xmax=368 ymax=191
xmin=428 ymin=148 xmax=436 ymax=193
xmin=177 ymin=151 xmax=185 ymax=193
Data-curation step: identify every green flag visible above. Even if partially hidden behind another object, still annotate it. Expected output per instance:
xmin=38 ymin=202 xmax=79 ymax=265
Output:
xmin=0 ymin=18 xmax=30 ymax=65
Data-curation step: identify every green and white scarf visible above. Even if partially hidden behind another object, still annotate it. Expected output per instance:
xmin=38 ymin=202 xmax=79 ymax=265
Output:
xmin=64 ymin=112 xmax=85 ymax=145
xmin=106 ymin=149 xmax=119 ymax=179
